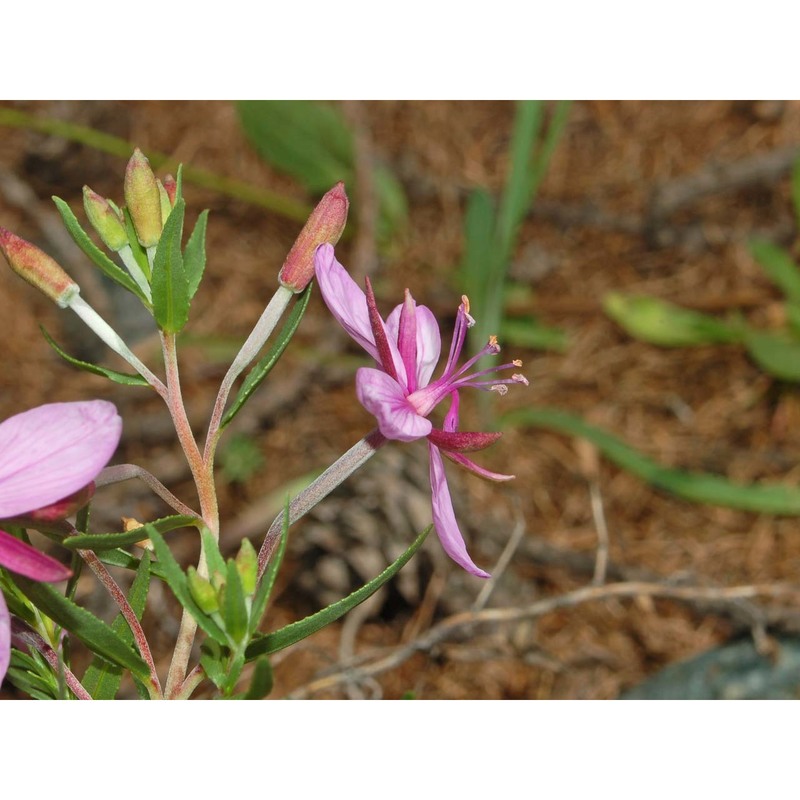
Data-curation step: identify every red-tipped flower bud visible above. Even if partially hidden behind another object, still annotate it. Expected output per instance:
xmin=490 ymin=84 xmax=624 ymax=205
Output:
xmin=0 ymin=227 xmax=79 ymax=307
xmin=83 ymin=186 xmax=128 ymax=252
xmin=162 ymin=174 xmax=178 ymax=206
xmin=278 ymin=182 xmax=349 ymax=293
xmin=124 ymin=148 xmax=162 ymax=248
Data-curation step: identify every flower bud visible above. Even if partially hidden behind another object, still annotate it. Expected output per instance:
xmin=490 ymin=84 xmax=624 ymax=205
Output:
xmin=162 ymin=174 xmax=178 ymax=206
xmin=83 ymin=186 xmax=128 ymax=252
xmin=279 ymin=182 xmax=349 ymax=292
xmin=187 ymin=566 xmax=220 ymax=615
xmin=26 ymin=483 xmax=96 ymax=523
xmin=157 ymin=179 xmax=173 ymax=227
xmin=0 ymin=227 xmax=79 ymax=307
xmin=235 ymin=538 xmax=258 ymax=596
xmin=124 ymin=148 xmax=162 ymax=248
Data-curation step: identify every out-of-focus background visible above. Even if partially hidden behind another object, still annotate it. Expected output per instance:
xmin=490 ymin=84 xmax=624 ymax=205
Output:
xmin=3 ymin=100 xmax=800 ymax=699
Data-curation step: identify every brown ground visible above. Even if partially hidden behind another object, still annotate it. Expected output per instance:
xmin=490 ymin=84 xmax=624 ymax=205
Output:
xmin=2 ymin=100 xmax=800 ymax=699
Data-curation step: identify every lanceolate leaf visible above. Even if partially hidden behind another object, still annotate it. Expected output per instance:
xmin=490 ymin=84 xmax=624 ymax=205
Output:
xmin=40 ymin=326 xmax=150 ymax=387
xmin=245 ymin=525 xmax=431 ymax=660
xmin=221 ymin=285 xmax=313 ymax=428
xmin=151 ymin=197 xmax=189 ymax=333
xmin=504 ymin=407 xmax=800 ymax=515
xmin=184 ymin=209 xmax=209 ymax=299
xmin=51 ymin=196 xmax=148 ymax=302
xmin=62 ymin=514 xmax=198 ymax=551
xmin=749 ymin=238 xmax=800 ymax=303
xmin=82 ymin=550 xmax=152 ymax=699
xmin=743 ymin=329 xmax=800 ymax=382
xmin=146 ymin=524 xmax=228 ymax=646
xmin=13 ymin=576 xmax=149 ymax=679
xmin=249 ymin=502 xmax=290 ymax=635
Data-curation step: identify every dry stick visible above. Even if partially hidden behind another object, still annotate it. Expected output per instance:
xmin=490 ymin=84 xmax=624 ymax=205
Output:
xmin=78 ymin=548 xmax=162 ymax=698
xmin=10 ymin=619 xmax=92 ymax=700
xmin=287 ymin=580 xmax=800 ymax=698
xmin=588 ymin=481 xmax=610 ymax=586
xmin=472 ymin=508 xmax=526 ymax=612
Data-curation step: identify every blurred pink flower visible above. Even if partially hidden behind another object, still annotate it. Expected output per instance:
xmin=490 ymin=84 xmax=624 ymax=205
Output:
xmin=315 ymin=244 xmax=527 ymax=578
xmin=0 ymin=400 xmax=122 ymax=683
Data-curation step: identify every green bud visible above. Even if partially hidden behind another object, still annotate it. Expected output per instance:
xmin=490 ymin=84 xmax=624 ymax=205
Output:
xmin=124 ymin=148 xmax=162 ymax=247
xmin=235 ymin=538 xmax=258 ymax=596
xmin=187 ymin=566 xmax=220 ymax=614
xmin=278 ymin=182 xmax=349 ymax=292
xmin=83 ymin=186 xmax=128 ymax=251
xmin=0 ymin=227 xmax=79 ymax=307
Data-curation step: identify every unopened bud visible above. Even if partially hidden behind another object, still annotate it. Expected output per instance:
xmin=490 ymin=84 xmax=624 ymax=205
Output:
xmin=83 ymin=186 xmax=128 ymax=251
xmin=0 ymin=227 xmax=79 ymax=307
xmin=162 ymin=174 xmax=178 ymax=206
xmin=235 ymin=538 xmax=258 ymax=596
xmin=124 ymin=148 xmax=162 ymax=248
xmin=187 ymin=566 xmax=220 ymax=614
xmin=279 ymin=182 xmax=349 ymax=292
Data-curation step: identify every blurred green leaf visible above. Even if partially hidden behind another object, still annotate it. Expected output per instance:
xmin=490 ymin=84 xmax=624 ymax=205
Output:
xmin=63 ymin=514 xmax=197 ymax=551
xmin=504 ymin=407 xmax=800 ymax=514
xmin=200 ymin=527 xmax=226 ymax=581
xmin=603 ymin=292 xmax=741 ymax=347
xmin=246 ymin=525 xmax=432 ymax=660
xmin=743 ymin=329 xmax=800 ymax=382
xmin=51 ymin=196 xmax=148 ymax=302
xmin=151 ymin=197 xmax=189 ymax=333
xmin=501 ymin=316 xmax=568 ymax=352
xmin=792 ymin=157 xmax=800 ymax=230
xmin=243 ymin=656 xmax=274 ymax=699
xmin=462 ymin=188 xmax=496 ymax=302
xmin=40 ymin=326 xmax=150 ymax=387
xmin=220 ymin=434 xmax=264 ymax=484
xmin=223 ymin=559 xmax=248 ymax=645
xmin=749 ymin=238 xmax=800 ymax=303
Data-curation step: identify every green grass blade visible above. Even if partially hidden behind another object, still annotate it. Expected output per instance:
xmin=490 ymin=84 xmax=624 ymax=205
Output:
xmin=504 ymin=407 xmax=800 ymax=514
xmin=63 ymin=514 xmax=198 ymax=551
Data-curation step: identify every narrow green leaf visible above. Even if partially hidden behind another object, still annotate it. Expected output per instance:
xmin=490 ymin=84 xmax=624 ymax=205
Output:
xmin=246 ymin=525 xmax=431 ymax=660
xmin=221 ymin=285 xmax=313 ymax=428
xmin=184 ymin=209 xmax=209 ymax=299
xmin=223 ymin=560 xmax=248 ymax=645
xmin=51 ymin=196 xmax=147 ymax=301
xmin=749 ymin=238 xmax=800 ymax=303
xmin=63 ymin=514 xmax=198 ymax=551
xmin=462 ymin=188 xmax=497 ymax=301
xmin=792 ymin=156 xmax=800 ymax=230
xmin=146 ymin=524 xmax=228 ymax=646
xmin=743 ymin=329 xmax=800 ymax=382
xmin=83 ymin=550 xmax=151 ymax=699
xmin=40 ymin=326 xmax=150 ymax=387
xmin=14 ymin=577 xmax=149 ymax=679
xmin=503 ymin=407 xmax=800 ymax=515
xmin=603 ymin=293 xmax=741 ymax=347
xmin=151 ymin=197 xmax=189 ymax=333
xmin=200 ymin=640 xmax=226 ymax=690
xmin=249 ymin=502 xmax=290 ymax=635
xmin=97 ymin=547 xmax=168 ymax=581
xmin=243 ymin=656 xmax=274 ymax=699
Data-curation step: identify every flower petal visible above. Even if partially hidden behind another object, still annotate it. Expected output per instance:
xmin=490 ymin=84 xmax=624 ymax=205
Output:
xmin=441 ymin=450 xmax=515 ymax=482
xmin=428 ymin=444 xmax=490 ymax=578
xmin=387 ymin=302 xmax=441 ymax=390
xmin=0 ymin=590 xmax=9 ymax=685
xmin=356 ymin=368 xmax=431 ymax=442
xmin=428 ymin=428 xmax=503 ymax=453
xmin=0 ymin=528 xmax=72 ymax=581
xmin=314 ymin=244 xmax=379 ymax=361
xmin=0 ymin=401 xmax=122 ymax=519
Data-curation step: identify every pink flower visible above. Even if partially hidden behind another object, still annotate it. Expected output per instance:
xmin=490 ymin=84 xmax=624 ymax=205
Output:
xmin=314 ymin=244 xmax=527 ymax=578
xmin=0 ymin=400 xmax=122 ymax=683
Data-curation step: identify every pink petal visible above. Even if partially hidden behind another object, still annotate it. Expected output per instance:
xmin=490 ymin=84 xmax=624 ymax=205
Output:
xmin=0 ymin=528 xmax=72 ymax=581
xmin=0 ymin=590 xmax=9 ymax=685
xmin=0 ymin=400 xmax=122 ymax=519
xmin=387 ymin=302 xmax=441 ymax=389
xmin=428 ymin=429 xmax=503 ymax=453
xmin=355 ymin=368 xmax=432 ymax=442
xmin=428 ymin=444 xmax=490 ymax=578
xmin=314 ymin=244 xmax=380 ymax=362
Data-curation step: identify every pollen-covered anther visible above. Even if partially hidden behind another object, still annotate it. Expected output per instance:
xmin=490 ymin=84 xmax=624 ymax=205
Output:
xmin=461 ymin=295 xmax=470 ymax=314
xmin=488 ymin=335 xmax=499 ymax=347
xmin=512 ymin=359 xmax=523 ymax=367
xmin=490 ymin=384 xmax=509 ymax=395
xmin=512 ymin=373 xmax=530 ymax=386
